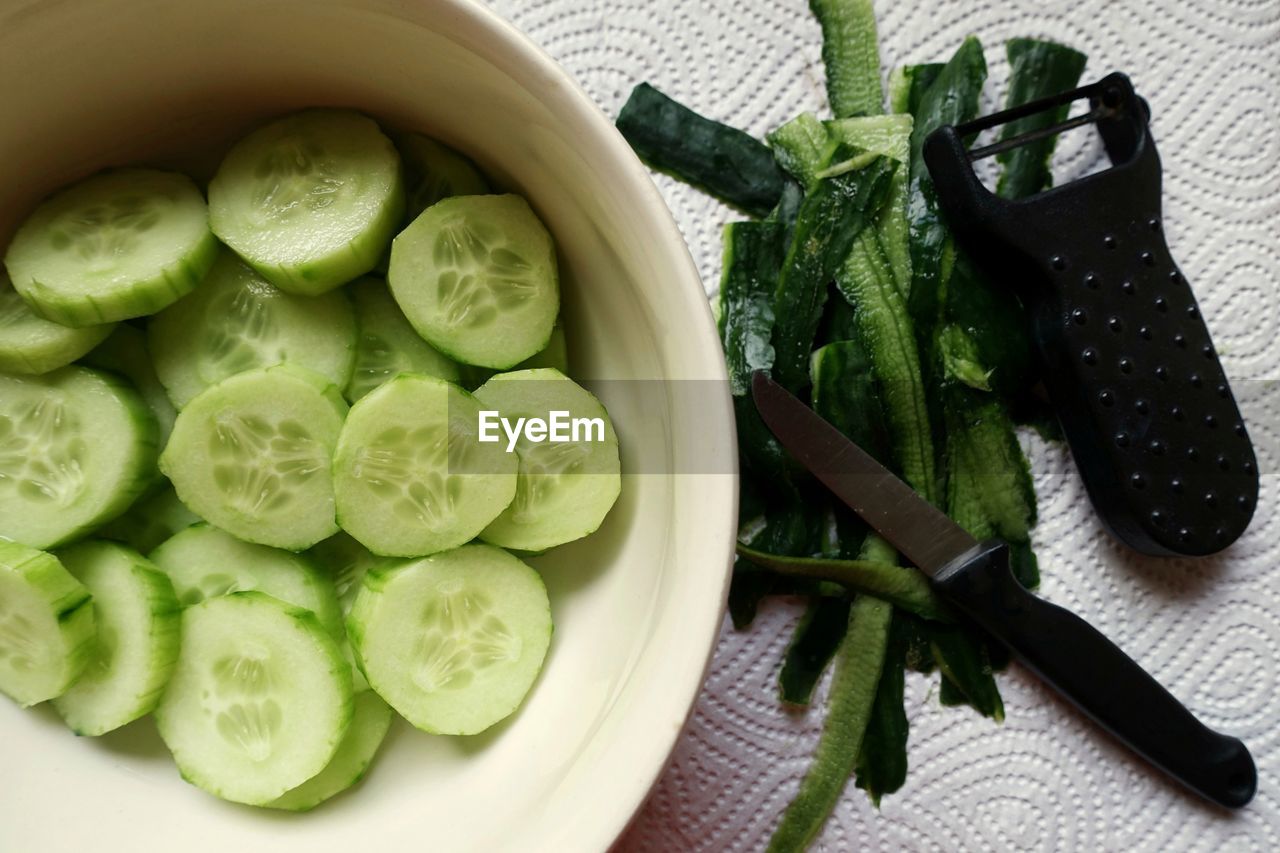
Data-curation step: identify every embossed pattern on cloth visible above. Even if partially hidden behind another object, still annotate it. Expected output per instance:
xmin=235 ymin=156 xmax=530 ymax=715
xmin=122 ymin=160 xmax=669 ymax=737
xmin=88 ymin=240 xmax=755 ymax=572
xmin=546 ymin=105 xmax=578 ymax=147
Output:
xmin=485 ymin=0 xmax=1280 ymax=848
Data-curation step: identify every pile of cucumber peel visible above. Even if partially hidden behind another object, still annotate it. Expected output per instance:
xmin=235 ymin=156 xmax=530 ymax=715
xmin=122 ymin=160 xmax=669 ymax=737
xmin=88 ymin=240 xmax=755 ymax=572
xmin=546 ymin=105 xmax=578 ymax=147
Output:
xmin=617 ymin=0 xmax=1086 ymax=847
xmin=0 ymin=109 xmax=621 ymax=810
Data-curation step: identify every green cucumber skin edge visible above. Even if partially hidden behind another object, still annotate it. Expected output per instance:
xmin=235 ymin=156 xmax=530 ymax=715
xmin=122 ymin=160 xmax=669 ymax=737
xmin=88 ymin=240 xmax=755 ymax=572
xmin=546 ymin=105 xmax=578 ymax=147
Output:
xmin=809 ymin=0 xmax=884 ymax=119
xmin=767 ymin=595 xmax=893 ymax=852
xmin=52 ymin=542 xmax=182 ymax=736
xmin=616 ymin=83 xmax=785 ymax=217
xmin=770 ymin=150 xmax=896 ymax=392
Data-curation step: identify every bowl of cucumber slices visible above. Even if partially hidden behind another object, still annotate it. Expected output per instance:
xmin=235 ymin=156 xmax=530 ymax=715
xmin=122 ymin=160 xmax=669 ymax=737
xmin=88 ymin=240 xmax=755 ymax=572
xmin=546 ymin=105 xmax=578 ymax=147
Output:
xmin=0 ymin=1 xmax=736 ymax=851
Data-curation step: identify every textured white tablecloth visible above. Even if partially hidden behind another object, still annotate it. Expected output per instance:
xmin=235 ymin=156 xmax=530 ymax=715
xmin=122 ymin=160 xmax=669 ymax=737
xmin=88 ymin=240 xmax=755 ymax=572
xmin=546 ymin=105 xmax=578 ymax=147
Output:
xmin=485 ymin=0 xmax=1280 ymax=849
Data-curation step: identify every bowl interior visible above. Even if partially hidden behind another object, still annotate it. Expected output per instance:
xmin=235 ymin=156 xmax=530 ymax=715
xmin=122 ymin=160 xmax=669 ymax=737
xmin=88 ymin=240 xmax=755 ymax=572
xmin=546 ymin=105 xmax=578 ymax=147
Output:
xmin=0 ymin=1 xmax=736 ymax=850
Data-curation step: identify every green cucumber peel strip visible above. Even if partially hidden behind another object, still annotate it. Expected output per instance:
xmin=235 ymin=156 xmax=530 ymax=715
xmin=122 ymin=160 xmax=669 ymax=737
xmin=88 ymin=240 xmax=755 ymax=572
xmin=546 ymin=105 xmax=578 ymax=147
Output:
xmin=939 ymin=323 xmax=994 ymax=391
xmin=809 ymin=0 xmax=884 ymax=118
xmin=888 ymin=64 xmax=944 ymax=116
xmin=728 ymin=501 xmax=828 ymax=629
xmin=735 ymin=543 xmax=951 ymax=622
xmin=943 ymin=387 xmax=1038 ymax=587
xmin=720 ymin=222 xmax=784 ymax=395
xmin=776 ymin=530 xmax=898 ymax=708
xmin=942 ymin=252 xmax=1036 ymax=396
xmin=767 ymin=595 xmax=892 ymax=852
xmin=770 ymin=147 xmax=896 ymax=391
xmin=858 ymin=533 xmax=897 ymax=565
xmin=616 ymin=83 xmax=785 ymax=217
xmin=905 ymin=37 xmax=987 ymax=356
xmin=776 ymin=113 xmax=937 ymax=501
xmin=768 ymin=114 xmax=834 ymax=191
xmin=927 ymin=621 xmax=1005 ymax=721
xmin=855 ymin=610 xmax=910 ymax=805
xmin=778 ymin=596 xmax=852 ymax=706
xmin=811 ymin=339 xmax=891 ymax=467
xmin=718 ymin=220 xmax=801 ymax=500
xmin=811 ymin=338 xmax=887 ymax=557
xmin=830 ymin=116 xmax=937 ymax=501
xmin=997 ymin=39 xmax=1088 ymax=200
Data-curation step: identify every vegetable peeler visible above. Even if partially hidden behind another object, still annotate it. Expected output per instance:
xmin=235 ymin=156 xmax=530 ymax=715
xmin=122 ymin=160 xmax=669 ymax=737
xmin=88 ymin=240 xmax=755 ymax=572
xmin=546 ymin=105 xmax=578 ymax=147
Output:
xmin=923 ymin=72 xmax=1259 ymax=557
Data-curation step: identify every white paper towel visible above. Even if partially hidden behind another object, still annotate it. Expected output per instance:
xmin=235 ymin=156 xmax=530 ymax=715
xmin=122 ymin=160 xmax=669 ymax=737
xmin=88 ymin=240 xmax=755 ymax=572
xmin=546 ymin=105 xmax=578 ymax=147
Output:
xmin=485 ymin=0 xmax=1280 ymax=848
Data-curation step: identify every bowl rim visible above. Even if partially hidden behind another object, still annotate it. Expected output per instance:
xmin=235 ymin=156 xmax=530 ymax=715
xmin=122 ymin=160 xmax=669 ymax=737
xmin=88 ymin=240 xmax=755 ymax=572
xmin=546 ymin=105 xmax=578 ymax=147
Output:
xmin=443 ymin=0 xmax=738 ymax=847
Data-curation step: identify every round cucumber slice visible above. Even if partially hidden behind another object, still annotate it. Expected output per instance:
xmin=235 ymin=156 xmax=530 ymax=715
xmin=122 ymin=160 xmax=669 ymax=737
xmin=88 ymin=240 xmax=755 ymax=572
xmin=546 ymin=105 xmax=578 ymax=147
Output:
xmin=155 ymin=591 xmax=353 ymax=805
xmin=208 ymin=109 xmax=404 ymax=296
xmin=51 ymin=541 xmax=181 ymax=735
xmin=388 ymin=194 xmax=559 ymax=369
xmin=333 ymin=374 xmax=517 ymax=557
xmin=160 ymin=365 xmax=347 ymax=550
xmin=0 ymin=270 xmax=114 ymax=374
xmin=394 ymin=132 xmax=490 ymax=221
xmin=347 ymin=543 xmax=551 ymax=735
xmin=4 ymin=168 xmax=218 ymax=326
xmin=150 ymin=523 xmax=342 ymax=637
xmin=0 ymin=367 xmax=159 ymax=549
xmin=346 ymin=277 xmax=458 ymax=402
xmin=149 ymin=251 xmax=357 ymax=409
xmin=96 ymin=482 xmax=201 ymax=554
xmin=307 ymin=532 xmax=384 ymax=617
xmin=266 ymin=688 xmax=392 ymax=811
xmin=81 ymin=323 xmax=176 ymax=447
xmin=473 ymin=368 xmax=621 ymax=552
xmin=0 ymin=540 xmax=95 ymax=707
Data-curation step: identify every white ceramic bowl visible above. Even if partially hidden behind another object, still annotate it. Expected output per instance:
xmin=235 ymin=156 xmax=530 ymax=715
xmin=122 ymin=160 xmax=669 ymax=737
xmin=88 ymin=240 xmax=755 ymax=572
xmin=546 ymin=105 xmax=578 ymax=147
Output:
xmin=0 ymin=1 xmax=737 ymax=850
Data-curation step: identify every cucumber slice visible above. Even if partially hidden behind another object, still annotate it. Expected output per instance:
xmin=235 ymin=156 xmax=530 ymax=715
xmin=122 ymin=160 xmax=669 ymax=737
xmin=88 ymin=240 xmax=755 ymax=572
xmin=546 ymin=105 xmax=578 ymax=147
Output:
xmin=150 ymin=524 xmax=342 ymax=637
xmin=208 ymin=109 xmax=404 ymax=296
xmin=395 ymin=132 xmax=490 ymax=221
xmin=333 ymin=374 xmax=517 ymax=557
xmin=388 ymin=194 xmax=559 ymax=369
xmin=458 ymin=322 xmax=569 ymax=390
xmin=307 ymin=532 xmax=383 ymax=616
xmin=81 ymin=323 xmax=176 ymax=446
xmin=0 ymin=540 xmax=95 ymax=707
xmin=4 ymin=168 xmax=218 ymax=326
xmin=51 ymin=541 xmax=181 ymax=735
xmin=0 ymin=367 xmax=159 ymax=549
xmin=347 ymin=543 xmax=551 ymax=735
xmin=519 ymin=322 xmax=569 ymax=373
xmin=97 ymin=482 xmax=202 ymax=554
xmin=0 ymin=270 xmax=114 ymax=374
xmin=305 ymin=535 xmax=378 ymax=689
xmin=149 ymin=251 xmax=357 ymax=409
xmin=266 ymin=688 xmax=392 ymax=811
xmin=346 ymin=277 xmax=458 ymax=402
xmin=473 ymin=368 xmax=621 ymax=552
xmin=155 ymin=591 xmax=353 ymax=805
xmin=160 ymin=365 xmax=347 ymax=550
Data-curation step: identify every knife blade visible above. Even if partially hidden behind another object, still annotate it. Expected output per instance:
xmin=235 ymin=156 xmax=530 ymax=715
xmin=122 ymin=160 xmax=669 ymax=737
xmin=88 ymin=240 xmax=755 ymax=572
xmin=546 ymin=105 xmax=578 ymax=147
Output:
xmin=750 ymin=370 xmax=974 ymax=576
xmin=750 ymin=370 xmax=1257 ymax=809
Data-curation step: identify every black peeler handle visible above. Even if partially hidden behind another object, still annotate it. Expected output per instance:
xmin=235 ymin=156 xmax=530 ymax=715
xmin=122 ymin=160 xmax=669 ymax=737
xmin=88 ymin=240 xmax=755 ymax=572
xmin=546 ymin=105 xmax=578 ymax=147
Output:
xmin=934 ymin=540 xmax=1257 ymax=809
xmin=922 ymin=73 xmax=1259 ymax=558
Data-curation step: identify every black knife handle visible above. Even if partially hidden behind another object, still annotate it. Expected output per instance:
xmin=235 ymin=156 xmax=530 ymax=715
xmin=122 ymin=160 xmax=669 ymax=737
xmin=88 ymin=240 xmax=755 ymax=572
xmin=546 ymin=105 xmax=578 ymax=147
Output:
xmin=933 ymin=540 xmax=1256 ymax=809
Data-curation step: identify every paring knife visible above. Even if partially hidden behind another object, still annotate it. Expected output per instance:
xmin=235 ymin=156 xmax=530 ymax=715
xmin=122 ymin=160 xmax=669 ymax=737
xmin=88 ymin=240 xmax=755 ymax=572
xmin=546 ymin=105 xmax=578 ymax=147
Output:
xmin=751 ymin=371 xmax=1256 ymax=809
